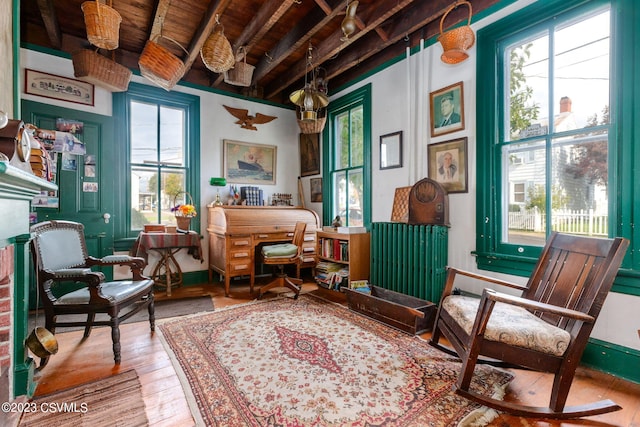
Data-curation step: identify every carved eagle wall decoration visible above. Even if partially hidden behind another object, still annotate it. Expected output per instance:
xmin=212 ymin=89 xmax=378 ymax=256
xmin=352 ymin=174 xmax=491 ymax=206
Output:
xmin=223 ymin=105 xmax=278 ymax=130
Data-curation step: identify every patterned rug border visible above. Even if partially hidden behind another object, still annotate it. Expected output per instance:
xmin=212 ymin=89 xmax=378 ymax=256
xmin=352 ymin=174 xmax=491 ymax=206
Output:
xmin=158 ymin=293 xmax=513 ymax=427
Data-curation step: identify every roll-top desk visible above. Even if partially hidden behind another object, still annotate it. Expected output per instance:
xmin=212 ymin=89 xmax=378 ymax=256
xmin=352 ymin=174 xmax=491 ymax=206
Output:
xmin=207 ymin=206 xmax=320 ymax=296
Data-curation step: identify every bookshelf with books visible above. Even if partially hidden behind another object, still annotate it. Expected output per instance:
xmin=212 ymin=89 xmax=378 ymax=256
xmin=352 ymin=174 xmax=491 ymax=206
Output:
xmin=316 ymin=230 xmax=370 ymax=290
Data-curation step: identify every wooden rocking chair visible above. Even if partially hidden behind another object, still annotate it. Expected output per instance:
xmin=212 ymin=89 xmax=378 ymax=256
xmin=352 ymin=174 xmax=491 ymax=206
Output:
xmin=429 ymin=232 xmax=629 ymax=419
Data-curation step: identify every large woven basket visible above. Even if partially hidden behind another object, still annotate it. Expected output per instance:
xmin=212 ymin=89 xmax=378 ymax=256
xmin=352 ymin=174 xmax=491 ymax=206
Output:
xmin=138 ymin=36 xmax=186 ymax=91
xmin=81 ymin=0 xmax=122 ymax=50
xmin=437 ymin=1 xmax=475 ymax=64
xmin=73 ymin=49 xmax=131 ymax=92
xmin=224 ymin=47 xmax=254 ymax=87
xmin=201 ymin=24 xmax=234 ymax=73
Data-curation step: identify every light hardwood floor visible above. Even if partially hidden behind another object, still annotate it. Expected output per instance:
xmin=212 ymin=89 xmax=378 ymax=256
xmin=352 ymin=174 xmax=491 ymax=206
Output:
xmin=29 ymin=280 xmax=640 ymax=427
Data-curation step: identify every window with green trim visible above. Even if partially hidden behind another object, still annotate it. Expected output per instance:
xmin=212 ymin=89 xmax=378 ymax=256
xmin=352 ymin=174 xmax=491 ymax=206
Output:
xmin=476 ymin=0 xmax=625 ymax=275
xmin=114 ymin=83 xmax=200 ymax=238
xmin=324 ymin=85 xmax=371 ymax=228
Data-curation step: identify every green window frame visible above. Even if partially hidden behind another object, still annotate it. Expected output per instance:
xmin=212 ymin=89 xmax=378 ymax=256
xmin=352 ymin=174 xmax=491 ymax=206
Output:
xmin=323 ymin=84 xmax=372 ymax=228
xmin=113 ymin=83 xmax=200 ymax=239
xmin=476 ymin=0 xmax=640 ymax=295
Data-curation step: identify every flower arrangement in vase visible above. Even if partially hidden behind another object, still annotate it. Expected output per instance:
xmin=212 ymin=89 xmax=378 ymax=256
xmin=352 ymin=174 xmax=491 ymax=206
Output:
xmin=172 ymin=192 xmax=197 ymax=230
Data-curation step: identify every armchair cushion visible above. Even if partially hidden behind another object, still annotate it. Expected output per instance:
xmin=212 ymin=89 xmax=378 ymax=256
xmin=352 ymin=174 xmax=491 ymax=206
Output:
xmin=443 ymin=294 xmax=571 ymax=357
xmin=36 ymin=228 xmax=86 ymax=270
xmin=56 ymin=279 xmax=153 ymax=305
xmin=262 ymin=243 xmax=298 ymax=258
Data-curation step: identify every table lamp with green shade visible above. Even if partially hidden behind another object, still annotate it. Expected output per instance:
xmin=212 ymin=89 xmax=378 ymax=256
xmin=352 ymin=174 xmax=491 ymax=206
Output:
xmin=209 ymin=177 xmax=227 ymax=206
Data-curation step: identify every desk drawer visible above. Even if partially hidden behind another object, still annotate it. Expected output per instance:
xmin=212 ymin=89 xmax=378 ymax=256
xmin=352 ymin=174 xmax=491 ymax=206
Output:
xmin=254 ymin=232 xmax=291 ymax=242
xmin=230 ymin=248 xmax=251 ymax=260
xmin=229 ymin=236 xmax=252 ymax=248
xmin=228 ymin=260 xmax=252 ymax=275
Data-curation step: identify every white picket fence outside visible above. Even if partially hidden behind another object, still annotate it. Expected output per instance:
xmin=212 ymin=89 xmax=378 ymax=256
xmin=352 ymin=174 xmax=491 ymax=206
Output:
xmin=508 ymin=209 xmax=608 ymax=237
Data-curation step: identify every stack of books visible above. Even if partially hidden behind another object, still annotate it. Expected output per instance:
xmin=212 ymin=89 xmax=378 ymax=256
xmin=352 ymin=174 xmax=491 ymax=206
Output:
xmin=240 ymin=186 xmax=263 ymax=206
xmin=315 ymin=261 xmax=348 ymax=290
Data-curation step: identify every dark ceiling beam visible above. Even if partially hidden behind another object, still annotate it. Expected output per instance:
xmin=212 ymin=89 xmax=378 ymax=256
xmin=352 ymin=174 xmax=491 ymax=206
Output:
xmin=211 ymin=0 xmax=298 ymax=87
xmin=35 ymin=0 xmax=62 ymax=49
xmin=252 ymin=0 xmax=344 ymax=84
xmin=265 ymin=0 xmax=417 ymax=99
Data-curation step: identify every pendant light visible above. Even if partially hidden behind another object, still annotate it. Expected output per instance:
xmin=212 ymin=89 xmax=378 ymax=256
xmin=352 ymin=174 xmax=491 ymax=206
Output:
xmin=289 ymin=44 xmax=329 ymax=121
xmin=340 ymin=0 xmax=359 ymax=41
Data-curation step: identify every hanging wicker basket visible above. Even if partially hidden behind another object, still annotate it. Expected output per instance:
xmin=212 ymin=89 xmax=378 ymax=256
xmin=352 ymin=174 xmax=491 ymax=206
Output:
xmin=81 ymin=0 xmax=122 ymax=50
xmin=200 ymin=23 xmax=235 ymax=73
xmin=72 ymin=49 xmax=131 ymax=92
xmin=138 ymin=36 xmax=187 ymax=91
xmin=437 ymin=1 xmax=476 ymax=64
xmin=224 ymin=46 xmax=255 ymax=87
xmin=296 ymin=108 xmax=327 ymax=134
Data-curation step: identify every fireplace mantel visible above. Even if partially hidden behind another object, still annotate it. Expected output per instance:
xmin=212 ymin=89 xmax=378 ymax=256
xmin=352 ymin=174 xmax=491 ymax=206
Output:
xmin=0 ymin=161 xmax=57 ymax=401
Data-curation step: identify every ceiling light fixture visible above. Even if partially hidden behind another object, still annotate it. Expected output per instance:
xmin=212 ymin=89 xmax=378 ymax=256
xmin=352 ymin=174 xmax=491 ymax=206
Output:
xmin=340 ymin=0 xmax=359 ymax=41
xmin=289 ymin=44 xmax=329 ymax=122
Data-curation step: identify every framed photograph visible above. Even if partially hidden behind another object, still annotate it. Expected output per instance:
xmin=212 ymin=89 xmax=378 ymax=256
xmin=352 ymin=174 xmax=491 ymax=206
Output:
xmin=430 ymin=81 xmax=464 ymax=137
xmin=310 ymin=177 xmax=323 ymax=202
xmin=25 ymin=69 xmax=94 ymax=106
xmin=428 ymin=137 xmax=468 ymax=193
xmin=380 ymin=131 xmax=403 ymax=170
xmin=299 ymin=133 xmax=320 ymax=177
xmin=223 ymin=139 xmax=277 ymax=185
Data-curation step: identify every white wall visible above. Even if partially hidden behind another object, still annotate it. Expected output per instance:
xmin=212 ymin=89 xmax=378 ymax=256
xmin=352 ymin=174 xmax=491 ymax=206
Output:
xmin=329 ymin=0 xmax=640 ymax=351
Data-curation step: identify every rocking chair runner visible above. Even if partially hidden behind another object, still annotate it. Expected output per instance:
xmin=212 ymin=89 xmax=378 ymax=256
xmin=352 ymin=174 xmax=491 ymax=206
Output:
xmin=30 ymin=220 xmax=155 ymax=367
xmin=258 ymin=222 xmax=306 ymax=299
xmin=429 ymin=232 xmax=629 ymax=419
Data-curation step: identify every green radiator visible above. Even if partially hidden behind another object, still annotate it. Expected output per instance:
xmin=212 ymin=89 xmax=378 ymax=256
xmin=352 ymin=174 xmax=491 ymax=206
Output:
xmin=370 ymin=222 xmax=449 ymax=303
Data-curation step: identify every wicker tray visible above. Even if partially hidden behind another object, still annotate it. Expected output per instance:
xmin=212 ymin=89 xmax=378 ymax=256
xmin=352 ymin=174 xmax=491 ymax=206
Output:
xmin=138 ymin=37 xmax=186 ymax=91
xmin=73 ymin=49 xmax=131 ymax=92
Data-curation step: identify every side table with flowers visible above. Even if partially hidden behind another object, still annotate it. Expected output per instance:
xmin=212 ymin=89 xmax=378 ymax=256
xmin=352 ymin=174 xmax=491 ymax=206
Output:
xmin=172 ymin=192 xmax=197 ymax=230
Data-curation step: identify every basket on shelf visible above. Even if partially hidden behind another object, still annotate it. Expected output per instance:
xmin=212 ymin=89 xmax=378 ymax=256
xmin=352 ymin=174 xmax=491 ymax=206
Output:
xmin=81 ymin=0 xmax=122 ymax=50
xmin=138 ymin=36 xmax=187 ymax=91
xmin=296 ymin=108 xmax=327 ymax=134
xmin=172 ymin=192 xmax=196 ymax=231
xmin=72 ymin=49 xmax=132 ymax=92
xmin=437 ymin=0 xmax=476 ymax=64
xmin=224 ymin=46 xmax=254 ymax=87
xmin=200 ymin=22 xmax=235 ymax=74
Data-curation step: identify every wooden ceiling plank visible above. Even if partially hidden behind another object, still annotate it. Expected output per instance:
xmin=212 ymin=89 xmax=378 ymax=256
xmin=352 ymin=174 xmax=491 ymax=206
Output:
xmin=252 ymin=0 xmax=344 ymax=83
xmin=36 ymin=0 xmax=62 ymax=49
xmin=149 ymin=0 xmax=172 ymax=41
xmin=265 ymin=0 xmax=417 ymax=99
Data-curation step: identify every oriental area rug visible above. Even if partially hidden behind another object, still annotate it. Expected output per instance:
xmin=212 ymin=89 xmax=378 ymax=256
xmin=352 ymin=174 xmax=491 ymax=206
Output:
xmin=158 ymin=294 xmax=513 ymax=427
xmin=19 ymin=369 xmax=148 ymax=426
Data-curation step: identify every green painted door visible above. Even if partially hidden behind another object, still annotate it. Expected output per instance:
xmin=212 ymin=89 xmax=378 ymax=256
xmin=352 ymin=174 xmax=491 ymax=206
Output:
xmin=22 ymin=100 xmax=116 ymax=279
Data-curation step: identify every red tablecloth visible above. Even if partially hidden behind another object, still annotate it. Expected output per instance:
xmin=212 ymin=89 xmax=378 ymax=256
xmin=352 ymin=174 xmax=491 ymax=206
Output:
xmin=130 ymin=231 xmax=203 ymax=263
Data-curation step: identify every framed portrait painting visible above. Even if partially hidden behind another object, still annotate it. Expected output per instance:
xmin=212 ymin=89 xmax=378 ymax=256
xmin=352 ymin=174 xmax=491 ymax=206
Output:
xmin=427 ymin=137 xmax=468 ymax=193
xmin=310 ymin=177 xmax=323 ymax=202
xmin=223 ymin=139 xmax=277 ymax=185
xmin=299 ymin=133 xmax=320 ymax=177
xmin=430 ymin=81 xmax=464 ymax=137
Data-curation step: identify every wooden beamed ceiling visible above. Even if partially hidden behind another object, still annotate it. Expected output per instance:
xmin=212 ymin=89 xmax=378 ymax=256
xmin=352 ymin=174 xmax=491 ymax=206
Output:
xmin=21 ymin=0 xmax=499 ymax=104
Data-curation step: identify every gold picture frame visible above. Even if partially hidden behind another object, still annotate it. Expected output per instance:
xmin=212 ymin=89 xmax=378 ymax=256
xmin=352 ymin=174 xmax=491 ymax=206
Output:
xmin=430 ymin=81 xmax=464 ymax=137
xmin=223 ymin=139 xmax=277 ymax=185
xmin=428 ymin=137 xmax=468 ymax=193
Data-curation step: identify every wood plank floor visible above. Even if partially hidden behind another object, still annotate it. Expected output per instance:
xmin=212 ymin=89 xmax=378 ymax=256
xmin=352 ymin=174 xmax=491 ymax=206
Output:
xmin=29 ymin=280 xmax=640 ymax=427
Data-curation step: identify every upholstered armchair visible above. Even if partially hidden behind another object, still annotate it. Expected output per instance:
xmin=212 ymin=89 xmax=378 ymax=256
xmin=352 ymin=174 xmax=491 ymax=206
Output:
xmin=30 ymin=220 xmax=155 ymax=367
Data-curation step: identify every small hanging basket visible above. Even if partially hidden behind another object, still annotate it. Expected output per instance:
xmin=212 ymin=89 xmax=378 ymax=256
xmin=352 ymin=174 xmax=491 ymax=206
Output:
xmin=81 ymin=0 xmax=122 ymax=50
xmin=138 ymin=35 xmax=187 ymax=91
xmin=437 ymin=1 xmax=476 ymax=64
xmin=224 ymin=46 xmax=255 ymax=87
xmin=200 ymin=22 xmax=235 ymax=74
xmin=296 ymin=108 xmax=327 ymax=134
xmin=72 ymin=49 xmax=132 ymax=92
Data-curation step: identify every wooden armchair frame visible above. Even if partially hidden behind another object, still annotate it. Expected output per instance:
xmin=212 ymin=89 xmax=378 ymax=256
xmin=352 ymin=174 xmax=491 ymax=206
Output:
xmin=258 ymin=221 xmax=306 ymax=299
xmin=429 ymin=232 xmax=629 ymax=419
xmin=30 ymin=220 xmax=155 ymax=367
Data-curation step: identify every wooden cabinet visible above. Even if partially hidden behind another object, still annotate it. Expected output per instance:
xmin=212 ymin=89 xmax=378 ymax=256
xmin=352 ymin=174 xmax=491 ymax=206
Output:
xmin=207 ymin=206 xmax=320 ymax=296
xmin=316 ymin=230 xmax=370 ymax=287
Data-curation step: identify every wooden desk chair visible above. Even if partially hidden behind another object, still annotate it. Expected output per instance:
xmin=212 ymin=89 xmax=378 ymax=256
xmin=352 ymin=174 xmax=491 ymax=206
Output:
xmin=259 ymin=222 xmax=306 ymax=300
xmin=429 ymin=232 xmax=629 ymax=419
xmin=30 ymin=220 xmax=155 ymax=367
